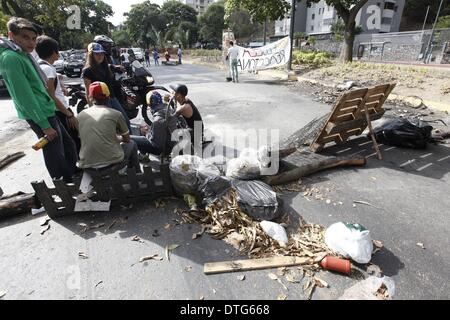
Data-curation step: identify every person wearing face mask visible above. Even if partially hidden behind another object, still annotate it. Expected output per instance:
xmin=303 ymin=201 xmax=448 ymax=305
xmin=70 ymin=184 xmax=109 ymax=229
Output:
xmin=0 ymin=17 xmax=77 ymax=183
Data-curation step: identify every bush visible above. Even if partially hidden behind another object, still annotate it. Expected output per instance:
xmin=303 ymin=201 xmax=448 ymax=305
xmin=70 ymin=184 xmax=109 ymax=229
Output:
xmin=189 ymin=49 xmax=222 ymax=57
xmin=293 ymin=50 xmax=332 ymax=68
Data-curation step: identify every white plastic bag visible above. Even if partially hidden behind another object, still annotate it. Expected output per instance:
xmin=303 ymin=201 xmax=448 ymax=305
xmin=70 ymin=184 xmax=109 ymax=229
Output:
xmin=170 ymin=155 xmax=220 ymax=195
xmin=324 ymin=222 xmax=373 ymax=264
xmin=226 ymin=157 xmax=260 ymax=180
xmin=339 ymin=276 xmax=396 ymax=300
xmin=260 ymin=221 xmax=288 ymax=247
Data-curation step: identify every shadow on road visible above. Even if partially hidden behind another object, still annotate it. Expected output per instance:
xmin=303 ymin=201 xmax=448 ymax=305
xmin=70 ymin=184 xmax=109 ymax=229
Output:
xmin=323 ymin=136 xmax=450 ymax=180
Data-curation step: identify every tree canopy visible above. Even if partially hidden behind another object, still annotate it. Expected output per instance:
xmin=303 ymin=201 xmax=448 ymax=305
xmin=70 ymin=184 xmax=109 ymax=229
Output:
xmin=0 ymin=0 xmax=114 ymax=49
xmin=199 ymin=2 xmax=225 ymax=44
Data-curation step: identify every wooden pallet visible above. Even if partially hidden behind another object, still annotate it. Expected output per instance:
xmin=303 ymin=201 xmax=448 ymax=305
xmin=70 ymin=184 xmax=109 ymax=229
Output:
xmin=31 ymin=163 xmax=173 ymax=219
xmin=310 ymin=83 xmax=396 ymax=152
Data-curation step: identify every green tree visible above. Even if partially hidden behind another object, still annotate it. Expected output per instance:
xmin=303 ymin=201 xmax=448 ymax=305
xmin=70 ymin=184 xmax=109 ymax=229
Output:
xmin=111 ymin=27 xmax=132 ymax=48
xmin=198 ymin=2 xmax=225 ymax=44
xmin=437 ymin=15 xmax=450 ymax=29
xmin=225 ymin=0 xmax=370 ymax=62
xmin=0 ymin=10 xmax=8 ymax=36
xmin=225 ymin=8 xmax=261 ymax=42
xmin=403 ymin=0 xmax=450 ymax=26
xmin=0 ymin=0 xmax=114 ymax=49
xmin=124 ymin=1 xmax=165 ymax=48
xmin=225 ymin=0 xmax=291 ymax=23
xmin=161 ymin=0 xmax=198 ymax=29
xmin=294 ymin=31 xmax=305 ymax=47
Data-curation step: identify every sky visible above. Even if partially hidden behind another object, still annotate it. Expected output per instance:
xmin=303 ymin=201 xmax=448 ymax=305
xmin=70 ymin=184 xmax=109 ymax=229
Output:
xmin=103 ymin=0 xmax=165 ymax=26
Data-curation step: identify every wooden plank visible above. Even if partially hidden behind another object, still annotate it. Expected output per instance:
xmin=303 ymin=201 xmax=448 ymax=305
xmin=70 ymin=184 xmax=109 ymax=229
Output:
xmin=143 ymin=166 xmax=156 ymax=194
xmin=0 ymin=193 xmax=39 ymax=219
xmin=126 ymin=168 xmax=140 ymax=195
xmin=204 ymin=256 xmax=312 ymax=275
xmin=110 ymin=171 xmax=127 ymax=203
xmin=327 ymin=112 xmax=384 ymax=136
xmin=53 ymin=179 xmax=75 ymax=211
xmin=0 ymin=152 xmax=25 ymax=170
xmin=345 ymin=88 xmax=368 ymax=100
xmin=31 ymin=181 xmax=59 ymax=218
xmin=365 ymin=93 xmax=385 ymax=104
xmin=366 ymin=84 xmax=391 ymax=96
xmin=91 ymin=176 xmax=110 ymax=202
xmin=343 ymin=98 xmax=362 ymax=108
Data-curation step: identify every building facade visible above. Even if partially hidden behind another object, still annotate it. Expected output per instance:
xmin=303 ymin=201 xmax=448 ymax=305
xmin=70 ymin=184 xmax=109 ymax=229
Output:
xmin=275 ymin=0 xmax=405 ymax=37
xmin=179 ymin=0 xmax=216 ymax=14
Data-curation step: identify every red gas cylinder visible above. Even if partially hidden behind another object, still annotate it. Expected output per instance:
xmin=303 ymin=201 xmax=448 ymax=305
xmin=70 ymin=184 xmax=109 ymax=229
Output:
xmin=320 ymin=256 xmax=351 ymax=275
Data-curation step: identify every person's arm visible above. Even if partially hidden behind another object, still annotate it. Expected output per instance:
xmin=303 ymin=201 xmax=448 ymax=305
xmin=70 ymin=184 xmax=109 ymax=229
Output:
xmin=83 ymin=78 xmax=93 ymax=106
xmin=175 ymin=102 xmax=193 ymax=118
xmin=116 ymin=113 xmax=130 ymax=142
xmin=46 ymin=78 xmax=78 ymax=130
xmin=2 ymin=55 xmax=55 ymax=131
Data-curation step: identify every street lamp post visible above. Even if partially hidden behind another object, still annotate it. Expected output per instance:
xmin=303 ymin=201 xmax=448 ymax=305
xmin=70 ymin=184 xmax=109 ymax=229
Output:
xmin=287 ymin=0 xmax=296 ymax=71
xmin=424 ymin=0 xmax=444 ymax=63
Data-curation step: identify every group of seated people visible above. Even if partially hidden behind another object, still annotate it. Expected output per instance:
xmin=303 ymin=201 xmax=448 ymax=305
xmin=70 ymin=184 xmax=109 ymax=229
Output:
xmin=77 ymin=81 xmax=204 ymax=175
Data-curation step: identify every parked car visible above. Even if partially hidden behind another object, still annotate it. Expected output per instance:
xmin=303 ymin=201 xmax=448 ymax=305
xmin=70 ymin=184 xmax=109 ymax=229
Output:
xmin=64 ymin=52 xmax=85 ymax=77
xmin=0 ymin=73 xmax=9 ymax=96
xmin=132 ymin=48 xmax=144 ymax=62
xmin=53 ymin=58 xmax=65 ymax=73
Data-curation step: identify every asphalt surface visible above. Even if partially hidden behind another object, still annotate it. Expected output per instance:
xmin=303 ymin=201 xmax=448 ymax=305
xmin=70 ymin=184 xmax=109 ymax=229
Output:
xmin=0 ymin=63 xmax=449 ymax=300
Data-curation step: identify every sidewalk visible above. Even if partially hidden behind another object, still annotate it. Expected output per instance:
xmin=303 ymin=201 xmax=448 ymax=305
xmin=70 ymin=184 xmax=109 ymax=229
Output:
xmin=260 ymin=68 xmax=450 ymax=113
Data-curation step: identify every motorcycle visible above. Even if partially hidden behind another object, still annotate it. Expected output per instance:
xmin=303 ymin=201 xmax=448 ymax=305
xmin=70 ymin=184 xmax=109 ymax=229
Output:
xmin=66 ymin=60 xmax=176 ymax=127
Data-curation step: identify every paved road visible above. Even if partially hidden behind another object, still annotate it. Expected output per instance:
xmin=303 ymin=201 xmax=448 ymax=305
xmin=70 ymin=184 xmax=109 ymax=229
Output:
xmin=0 ymin=63 xmax=449 ymax=300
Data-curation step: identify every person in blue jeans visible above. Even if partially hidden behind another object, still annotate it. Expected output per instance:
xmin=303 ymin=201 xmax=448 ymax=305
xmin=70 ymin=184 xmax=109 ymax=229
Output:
xmin=131 ymin=91 xmax=177 ymax=156
xmin=82 ymin=42 xmax=131 ymax=132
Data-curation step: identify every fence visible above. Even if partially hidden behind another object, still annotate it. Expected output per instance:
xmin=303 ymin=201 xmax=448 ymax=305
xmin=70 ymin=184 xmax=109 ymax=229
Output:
xmin=31 ymin=163 xmax=173 ymax=218
xmin=312 ymin=28 xmax=450 ymax=64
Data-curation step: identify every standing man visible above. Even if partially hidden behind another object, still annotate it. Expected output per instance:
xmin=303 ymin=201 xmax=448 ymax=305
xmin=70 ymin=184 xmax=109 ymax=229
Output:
xmin=226 ymin=41 xmax=239 ymax=83
xmin=144 ymin=48 xmax=151 ymax=67
xmin=153 ymin=48 xmax=160 ymax=66
xmin=177 ymin=45 xmax=182 ymax=65
xmin=0 ymin=17 xmax=77 ymax=183
xmin=35 ymin=35 xmax=81 ymax=154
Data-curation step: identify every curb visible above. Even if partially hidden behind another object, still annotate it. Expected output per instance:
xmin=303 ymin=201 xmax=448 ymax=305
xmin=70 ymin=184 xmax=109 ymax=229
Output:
xmin=296 ymin=76 xmax=450 ymax=113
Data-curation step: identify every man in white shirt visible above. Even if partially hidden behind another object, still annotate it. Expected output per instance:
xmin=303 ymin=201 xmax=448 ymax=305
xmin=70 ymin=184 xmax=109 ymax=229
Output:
xmin=35 ymin=35 xmax=80 ymax=153
xmin=226 ymin=41 xmax=240 ymax=83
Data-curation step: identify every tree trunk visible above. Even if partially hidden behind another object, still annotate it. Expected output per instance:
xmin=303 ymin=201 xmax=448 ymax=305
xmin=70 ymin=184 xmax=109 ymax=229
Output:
xmin=340 ymin=21 xmax=355 ymax=63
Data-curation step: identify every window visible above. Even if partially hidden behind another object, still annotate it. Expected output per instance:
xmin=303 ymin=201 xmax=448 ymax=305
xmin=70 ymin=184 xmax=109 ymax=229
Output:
xmin=311 ymin=25 xmax=314 ymax=31
xmin=381 ymin=17 xmax=392 ymax=25
xmin=312 ymin=13 xmax=315 ymax=20
xmin=384 ymin=2 xmax=395 ymax=10
xmin=394 ymin=5 xmax=398 ymax=12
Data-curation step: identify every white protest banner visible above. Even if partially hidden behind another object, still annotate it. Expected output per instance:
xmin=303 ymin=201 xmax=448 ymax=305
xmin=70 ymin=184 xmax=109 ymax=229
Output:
xmin=233 ymin=37 xmax=291 ymax=72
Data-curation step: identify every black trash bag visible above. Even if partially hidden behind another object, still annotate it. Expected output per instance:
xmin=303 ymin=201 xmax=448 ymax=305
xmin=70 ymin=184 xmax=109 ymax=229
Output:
xmin=372 ymin=118 xmax=433 ymax=149
xmin=197 ymin=171 xmax=232 ymax=206
xmin=231 ymin=180 xmax=282 ymax=221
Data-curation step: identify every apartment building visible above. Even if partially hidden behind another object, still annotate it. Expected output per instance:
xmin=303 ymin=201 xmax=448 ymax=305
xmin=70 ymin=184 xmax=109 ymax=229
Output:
xmin=275 ymin=0 xmax=405 ymax=37
xmin=179 ymin=0 xmax=216 ymax=14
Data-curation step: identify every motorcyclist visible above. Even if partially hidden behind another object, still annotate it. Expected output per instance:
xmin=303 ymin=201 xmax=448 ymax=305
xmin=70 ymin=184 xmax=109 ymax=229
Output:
xmin=94 ymin=35 xmax=126 ymax=106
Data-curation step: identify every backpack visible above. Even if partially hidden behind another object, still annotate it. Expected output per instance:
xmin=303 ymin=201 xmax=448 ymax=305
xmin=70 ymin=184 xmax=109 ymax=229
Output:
xmin=38 ymin=61 xmax=58 ymax=88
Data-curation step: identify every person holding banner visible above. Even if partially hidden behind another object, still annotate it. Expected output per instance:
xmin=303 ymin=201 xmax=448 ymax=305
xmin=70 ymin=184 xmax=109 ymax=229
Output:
xmin=226 ymin=41 xmax=239 ymax=83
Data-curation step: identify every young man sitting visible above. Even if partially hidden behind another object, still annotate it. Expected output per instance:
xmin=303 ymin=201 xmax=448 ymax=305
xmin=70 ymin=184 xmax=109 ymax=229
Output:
xmin=170 ymin=83 xmax=204 ymax=143
xmin=131 ymin=91 xmax=177 ymax=156
xmin=77 ymin=81 xmax=141 ymax=173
